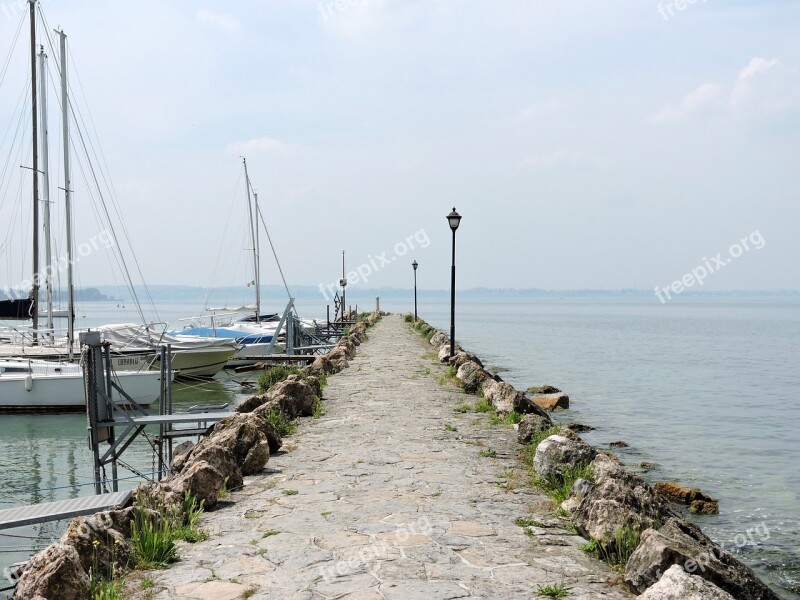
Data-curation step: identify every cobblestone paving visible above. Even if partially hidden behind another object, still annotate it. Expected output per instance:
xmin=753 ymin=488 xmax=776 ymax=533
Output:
xmin=130 ymin=315 xmax=633 ymax=600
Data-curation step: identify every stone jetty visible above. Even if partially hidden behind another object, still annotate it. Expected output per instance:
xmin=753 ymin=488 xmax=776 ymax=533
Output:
xmin=13 ymin=314 xmax=779 ymax=599
xmin=123 ymin=314 xmax=630 ymax=599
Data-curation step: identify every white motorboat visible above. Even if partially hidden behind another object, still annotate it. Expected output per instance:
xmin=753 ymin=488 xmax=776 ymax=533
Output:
xmin=0 ymin=358 xmax=165 ymax=412
xmin=97 ymin=323 xmax=239 ymax=380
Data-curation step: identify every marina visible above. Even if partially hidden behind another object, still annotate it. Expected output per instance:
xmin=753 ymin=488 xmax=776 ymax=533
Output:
xmin=0 ymin=1 xmax=798 ymax=599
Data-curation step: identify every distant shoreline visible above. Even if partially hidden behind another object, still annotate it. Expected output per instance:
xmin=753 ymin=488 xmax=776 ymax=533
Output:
xmin=73 ymin=285 xmax=799 ymax=304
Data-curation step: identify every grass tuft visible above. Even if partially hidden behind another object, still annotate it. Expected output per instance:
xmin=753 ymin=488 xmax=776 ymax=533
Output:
xmin=536 ymin=583 xmax=572 ymax=598
xmin=173 ymin=492 xmax=208 ymax=543
xmin=538 ymin=464 xmax=594 ymax=504
xmin=131 ymin=508 xmax=178 ymax=569
xmin=514 ymin=516 xmax=543 ymax=528
xmin=313 ymin=397 xmax=326 ymax=419
xmin=257 ymin=366 xmax=306 ymax=393
xmin=478 ymin=448 xmax=497 ymax=458
xmin=264 ymin=408 xmax=297 ymax=437
xmin=90 ymin=577 xmax=126 ymax=600
xmin=473 ymin=397 xmax=494 ymax=413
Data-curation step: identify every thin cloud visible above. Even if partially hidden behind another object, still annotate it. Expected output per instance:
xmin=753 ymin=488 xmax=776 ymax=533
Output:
xmin=195 ymin=8 xmax=241 ymax=34
xmin=518 ymin=100 xmax=560 ymax=122
xmin=650 ymin=57 xmax=800 ymax=123
xmin=518 ymin=149 xmax=609 ymax=170
xmin=226 ymin=136 xmax=300 ymax=156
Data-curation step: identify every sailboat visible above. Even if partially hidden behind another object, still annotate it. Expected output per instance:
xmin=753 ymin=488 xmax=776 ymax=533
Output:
xmin=0 ymin=7 xmax=165 ymax=409
xmin=0 ymin=6 xmax=236 ymax=382
xmin=173 ymin=158 xmax=318 ymax=366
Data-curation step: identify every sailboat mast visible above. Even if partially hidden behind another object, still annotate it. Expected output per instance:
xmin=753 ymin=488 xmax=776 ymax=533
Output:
xmin=38 ymin=47 xmax=54 ymax=336
xmin=242 ymin=158 xmax=260 ymax=322
xmin=254 ymin=191 xmax=262 ymax=321
xmin=29 ymin=0 xmax=40 ymax=339
xmin=57 ymin=29 xmax=75 ymax=361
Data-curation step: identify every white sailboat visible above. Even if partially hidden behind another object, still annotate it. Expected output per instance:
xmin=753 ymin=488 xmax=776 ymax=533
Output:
xmin=0 ymin=358 xmax=162 ymax=411
xmin=0 ymin=11 xmax=235 ymax=383
xmin=0 ymin=10 xmax=166 ymax=409
xmin=173 ymin=158 xmax=319 ymax=366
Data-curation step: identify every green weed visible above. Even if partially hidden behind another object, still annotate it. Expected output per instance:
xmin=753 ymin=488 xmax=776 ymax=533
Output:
xmin=536 ymin=583 xmax=571 ymax=598
xmin=257 ymin=366 xmax=307 ymax=393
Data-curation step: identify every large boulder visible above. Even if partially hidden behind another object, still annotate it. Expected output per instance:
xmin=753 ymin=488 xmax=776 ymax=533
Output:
xmin=430 ymin=331 xmax=449 ymax=348
xmin=174 ymin=413 xmax=271 ymax=478
xmin=15 ymin=543 xmax=90 ymax=600
xmin=60 ymin=509 xmax=134 ymax=578
xmin=183 ymin=443 xmax=244 ymax=489
xmin=251 ymin=412 xmax=284 ymax=454
xmin=240 ymin=376 xmax=318 ymax=419
xmin=170 ymin=459 xmax=229 ymax=509
xmin=517 ymin=414 xmax=553 ymax=444
xmin=568 ymin=454 xmax=675 ymax=551
xmin=306 ymin=354 xmax=337 ymax=377
xmin=337 ymin=338 xmax=357 ymax=359
xmin=481 ymin=380 xmax=515 ymax=412
xmin=456 ymin=361 xmax=493 ymax=393
xmin=654 ymin=482 xmax=719 ymax=515
xmin=638 ymin=564 xmax=736 ymax=600
xmin=448 ymin=351 xmax=482 ymax=369
xmin=528 ymin=385 xmax=561 ymax=395
xmin=438 ymin=345 xmax=455 ymax=362
xmin=171 ymin=440 xmax=196 ymax=471
xmin=236 ymin=393 xmax=269 ymax=414
xmin=533 ymin=435 xmax=597 ymax=480
xmin=625 ymin=518 xmax=780 ymax=600
xmin=517 ymin=415 xmax=553 ymax=444
xmin=530 ymin=392 xmax=570 ymax=411
xmin=326 ymin=347 xmax=349 ymax=371
xmin=269 ymin=376 xmax=318 ymax=418
xmin=482 ymin=381 xmax=551 ymax=418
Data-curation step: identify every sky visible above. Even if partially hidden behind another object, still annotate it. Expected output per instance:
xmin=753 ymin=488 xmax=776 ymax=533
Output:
xmin=1 ymin=0 xmax=799 ymax=294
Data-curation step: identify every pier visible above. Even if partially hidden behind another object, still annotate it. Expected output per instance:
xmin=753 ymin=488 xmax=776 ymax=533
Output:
xmin=126 ymin=315 xmax=630 ymax=599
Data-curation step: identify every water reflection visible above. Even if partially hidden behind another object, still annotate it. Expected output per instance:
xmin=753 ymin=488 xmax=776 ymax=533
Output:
xmin=0 ymin=373 xmax=252 ymax=581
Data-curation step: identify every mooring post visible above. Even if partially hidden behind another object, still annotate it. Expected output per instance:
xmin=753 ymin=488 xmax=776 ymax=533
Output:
xmin=80 ymin=331 xmax=111 ymax=495
xmin=102 ymin=343 xmax=119 ymax=492
xmin=167 ymin=344 xmax=174 ymax=468
xmin=157 ymin=346 xmax=166 ymax=481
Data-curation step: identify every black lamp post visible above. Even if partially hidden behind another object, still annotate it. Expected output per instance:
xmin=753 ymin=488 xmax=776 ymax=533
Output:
xmin=412 ymin=260 xmax=418 ymax=322
xmin=447 ymin=208 xmax=462 ymax=359
xmin=340 ymin=250 xmax=347 ymax=322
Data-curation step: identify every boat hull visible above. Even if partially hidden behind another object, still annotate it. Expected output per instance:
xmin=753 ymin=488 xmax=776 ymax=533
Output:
xmin=0 ymin=369 xmax=164 ymax=412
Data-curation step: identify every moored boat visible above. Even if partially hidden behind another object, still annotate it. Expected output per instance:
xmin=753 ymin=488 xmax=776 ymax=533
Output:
xmin=0 ymin=358 xmax=165 ymax=412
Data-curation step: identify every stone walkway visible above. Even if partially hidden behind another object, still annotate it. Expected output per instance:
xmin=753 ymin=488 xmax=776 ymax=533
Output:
xmin=130 ymin=315 xmax=633 ymax=600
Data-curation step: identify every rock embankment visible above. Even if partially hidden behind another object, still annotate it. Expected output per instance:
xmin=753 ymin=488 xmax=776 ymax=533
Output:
xmin=528 ymin=411 xmax=778 ymax=599
xmin=414 ymin=316 xmax=778 ymax=600
xmin=13 ymin=313 xmax=383 ymax=600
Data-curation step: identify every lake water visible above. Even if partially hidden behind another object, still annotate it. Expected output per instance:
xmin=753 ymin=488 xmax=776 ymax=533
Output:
xmin=406 ymin=295 xmax=800 ymax=599
xmin=0 ymin=295 xmax=798 ymax=598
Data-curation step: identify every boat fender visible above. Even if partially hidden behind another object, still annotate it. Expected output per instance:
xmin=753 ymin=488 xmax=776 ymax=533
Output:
xmin=25 ymin=374 xmax=33 ymax=392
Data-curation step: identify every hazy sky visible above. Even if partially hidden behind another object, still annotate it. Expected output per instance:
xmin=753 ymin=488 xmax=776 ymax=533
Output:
xmin=1 ymin=1 xmax=798 ymax=293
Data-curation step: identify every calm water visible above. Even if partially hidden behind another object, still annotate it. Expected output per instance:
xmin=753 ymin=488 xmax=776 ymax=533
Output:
xmin=1 ymin=296 xmax=798 ymax=597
